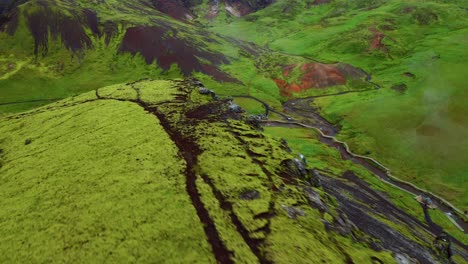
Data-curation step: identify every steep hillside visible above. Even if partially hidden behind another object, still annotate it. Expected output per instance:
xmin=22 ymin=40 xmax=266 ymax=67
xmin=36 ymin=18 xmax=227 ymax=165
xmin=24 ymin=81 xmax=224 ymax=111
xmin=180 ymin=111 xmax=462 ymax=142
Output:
xmin=0 ymin=0 xmax=265 ymax=112
xmin=1 ymin=79 xmax=465 ymax=263
xmin=0 ymin=0 xmax=466 ymax=262
xmin=206 ymin=0 xmax=468 ymax=211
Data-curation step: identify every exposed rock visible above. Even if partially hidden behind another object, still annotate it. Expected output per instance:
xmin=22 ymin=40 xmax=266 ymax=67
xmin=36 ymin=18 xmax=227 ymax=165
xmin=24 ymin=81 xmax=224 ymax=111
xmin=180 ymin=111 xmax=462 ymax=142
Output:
xmin=239 ymin=190 xmax=260 ymax=200
xmin=303 ymin=187 xmax=327 ymax=212
xmin=280 ymin=159 xmax=321 ymax=187
xmin=192 ymin=80 xmax=204 ymax=87
xmin=309 ymin=169 xmax=322 ymax=187
xmin=281 ymin=205 xmax=306 ymax=219
xmin=279 ymin=139 xmax=292 ymax=153
xmin=394 ymin=253 xmax=417 ymax=264
xmin=332 ymin=212 xmax=355 ymax=236
xmin=198 ymin=87 xmax=212 ymax=95
xmin=227 ymin=101 xmax=244 ymax=113
xmin=246 ymin=114 xmax=265 ymax=129
xmin=433 ymin=233 xmax=453 ymax=262
xmin=186 ymin=100 xmax=242 ymax=121
xmin=224 ymin=0 xmax=274 ymax=17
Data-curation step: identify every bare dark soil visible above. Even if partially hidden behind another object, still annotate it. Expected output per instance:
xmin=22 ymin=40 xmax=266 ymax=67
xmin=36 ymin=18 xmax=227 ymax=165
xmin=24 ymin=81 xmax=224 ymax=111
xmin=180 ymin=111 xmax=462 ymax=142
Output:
xmin=150 ymin=0 xmax=194 ymax=20
xmin=119 ymin=25 xmax=239 ymax=83
xmin=0 ymin=6 xmax=17 ymax=35
xmin=26 ymin=6 xmax=93 ymax=56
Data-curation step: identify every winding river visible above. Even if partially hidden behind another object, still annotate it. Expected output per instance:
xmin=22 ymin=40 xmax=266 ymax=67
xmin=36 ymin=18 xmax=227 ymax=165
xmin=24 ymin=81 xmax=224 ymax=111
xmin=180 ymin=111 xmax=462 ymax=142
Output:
xmin=230 ymin=94 xmax=468 ymax=235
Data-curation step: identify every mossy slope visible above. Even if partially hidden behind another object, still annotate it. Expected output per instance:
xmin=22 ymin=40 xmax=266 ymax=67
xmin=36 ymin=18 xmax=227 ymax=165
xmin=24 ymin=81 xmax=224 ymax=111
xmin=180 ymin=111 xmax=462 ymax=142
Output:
xmin=0 ymin=79 xmax=458 ymax=263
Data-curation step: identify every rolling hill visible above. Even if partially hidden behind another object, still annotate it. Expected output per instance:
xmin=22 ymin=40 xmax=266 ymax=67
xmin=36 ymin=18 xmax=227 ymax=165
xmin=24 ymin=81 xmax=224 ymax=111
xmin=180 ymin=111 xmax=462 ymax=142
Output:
xmin=0 ymin=0 xmax=467 ymax=263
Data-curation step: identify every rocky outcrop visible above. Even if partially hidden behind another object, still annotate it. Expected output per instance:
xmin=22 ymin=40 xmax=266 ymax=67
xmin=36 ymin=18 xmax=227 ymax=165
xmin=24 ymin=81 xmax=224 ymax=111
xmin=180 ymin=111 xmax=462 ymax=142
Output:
xmin=280 ymin=158 xmax=321 ymax=187
xmin=224 ymin=0 xmax=274 ymax=17
xmin=150 ymin=0 xmax=274 ymax=20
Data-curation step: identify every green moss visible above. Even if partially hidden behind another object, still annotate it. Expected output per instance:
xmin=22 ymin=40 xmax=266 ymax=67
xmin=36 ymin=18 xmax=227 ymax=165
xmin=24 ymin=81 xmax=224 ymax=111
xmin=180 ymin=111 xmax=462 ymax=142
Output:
xmin=0 ymin=98 xmax=214 ymax=263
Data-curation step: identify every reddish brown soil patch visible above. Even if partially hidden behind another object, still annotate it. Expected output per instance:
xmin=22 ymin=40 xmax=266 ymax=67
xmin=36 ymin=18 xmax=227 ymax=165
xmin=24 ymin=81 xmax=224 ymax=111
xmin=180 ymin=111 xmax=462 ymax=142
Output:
xmin=369 ymin=27 xmax=387 ymax=51
xmin=416 ymin=124 xmax=441 ymax=137
xmin=119 ymin=25 xmax=239 ymax=83
xmin=274 ymin=63 xmax=366 ymax=96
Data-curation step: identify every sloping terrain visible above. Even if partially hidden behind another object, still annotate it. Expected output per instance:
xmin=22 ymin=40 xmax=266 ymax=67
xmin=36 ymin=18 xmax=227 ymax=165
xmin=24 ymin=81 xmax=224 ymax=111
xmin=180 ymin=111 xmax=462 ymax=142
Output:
xmin=1 ymin=79 xmax=464 ymax=263
xmin=0 ymin=0 xmax=260 ymax=112
xmin=206 ymin=0 xmax=468 ymax=212
xmin=0 ymin=0 xmax=467 ymax=263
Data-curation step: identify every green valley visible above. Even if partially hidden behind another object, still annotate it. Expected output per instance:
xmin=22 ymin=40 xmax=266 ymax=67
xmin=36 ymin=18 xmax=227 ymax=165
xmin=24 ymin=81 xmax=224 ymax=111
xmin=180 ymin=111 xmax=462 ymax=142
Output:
xmin=0 ymin=0 xmax=466 ymax=263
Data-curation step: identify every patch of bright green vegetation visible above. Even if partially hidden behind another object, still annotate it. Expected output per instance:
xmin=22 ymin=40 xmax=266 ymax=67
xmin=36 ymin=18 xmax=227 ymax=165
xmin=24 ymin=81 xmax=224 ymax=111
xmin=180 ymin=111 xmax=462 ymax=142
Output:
xmin=0 ymin=0 xmax=262 ymax=113
xmin=263 ymin=126 xmax=467 ymax=244
xmin=0 ymin=93 xmax=214 ymax=263
xmin=194 ymin=119 xmax=397 ymax=263
xmin=209 ymin=0 xmax=468 ymax=209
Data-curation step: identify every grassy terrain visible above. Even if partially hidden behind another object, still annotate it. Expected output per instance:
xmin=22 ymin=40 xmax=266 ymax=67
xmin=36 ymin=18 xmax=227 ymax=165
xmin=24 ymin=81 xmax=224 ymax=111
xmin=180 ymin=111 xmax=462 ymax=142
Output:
xmin=0 ymin=0 xmax=466 ymax=261
xmin=1 ymin=80 xmax=409 ymax=263
xmin=206 ymin=0 xmax=468 ymax=210
xmin=0 ymin=87 xmax=214 ymax=263
xmin=263 ymin=126 xmax=467 ymax=244
xmin=0 ymin=0 xmax=266 ymax=113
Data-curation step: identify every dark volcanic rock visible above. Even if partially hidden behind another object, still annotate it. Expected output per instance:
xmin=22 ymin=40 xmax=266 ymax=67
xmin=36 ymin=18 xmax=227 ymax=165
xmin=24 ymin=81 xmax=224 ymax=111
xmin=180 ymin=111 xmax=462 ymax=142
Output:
xmin=0 ymin=6 xmax=17 ymax=35
xmin=150 ymin=0 xmax=196 ymax=20
xmin=303 ymin=186 xmax=327 ymax=212
xmin=185 ymin=100 xmax=244 ymax=121
xmin=281 ymin=205 xmax=306 ymax=219
xmin=280 ymin=158 xmax=321 ymax=186
xmin=0 ymin=0 xmax=25 ymax=35
xmin=320 ymin=173 xmax=439 ymax=263
xmin=239 ymin=190 xmax=260 ymax=200
xmin=0 ymin=0 xmax=26 ymax=15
